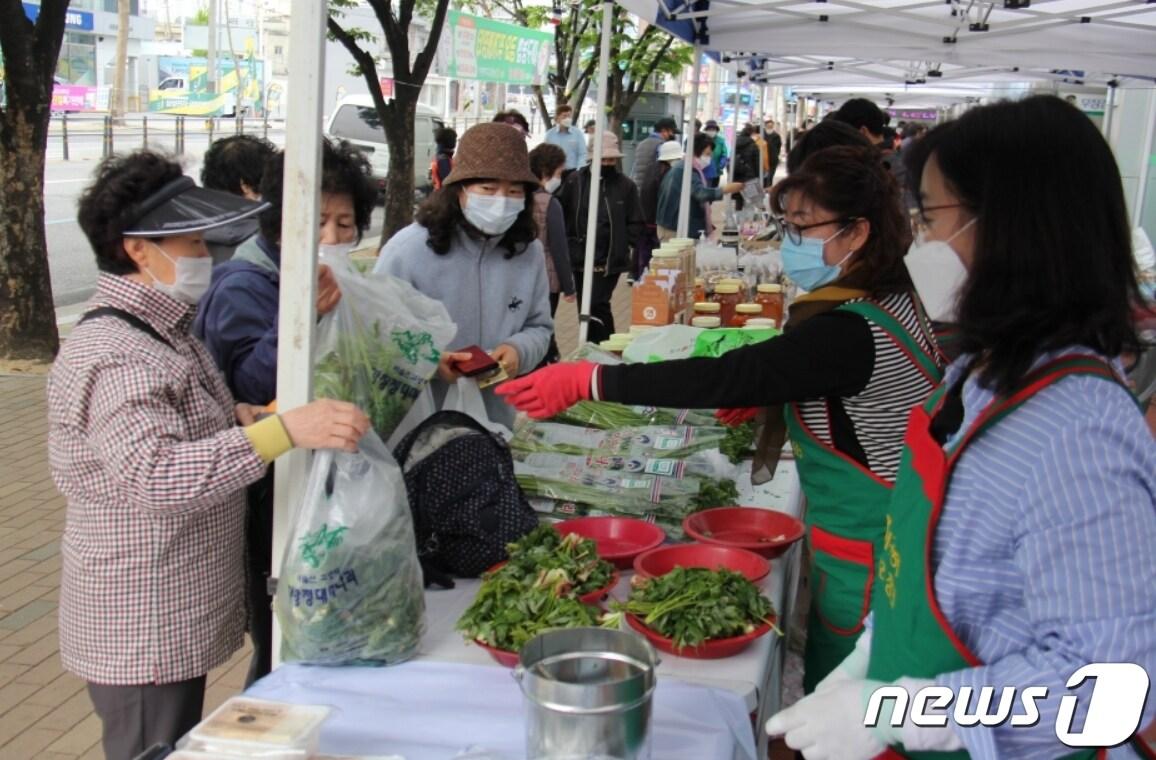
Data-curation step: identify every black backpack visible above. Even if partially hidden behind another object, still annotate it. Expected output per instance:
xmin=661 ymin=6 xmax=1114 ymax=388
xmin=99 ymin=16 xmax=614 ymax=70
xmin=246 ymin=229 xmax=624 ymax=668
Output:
xmin=394 ymin=410 xmax=539 ymax=586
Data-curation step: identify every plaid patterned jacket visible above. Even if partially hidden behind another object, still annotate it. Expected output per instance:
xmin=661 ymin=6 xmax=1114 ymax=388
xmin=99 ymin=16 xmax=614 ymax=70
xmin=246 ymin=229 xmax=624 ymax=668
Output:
xmin=47 ymin=275 xmax=267 ymax=684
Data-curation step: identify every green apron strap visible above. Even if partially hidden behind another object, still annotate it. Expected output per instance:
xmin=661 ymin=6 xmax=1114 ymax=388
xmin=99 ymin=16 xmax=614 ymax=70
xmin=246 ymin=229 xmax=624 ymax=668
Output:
xmin=838 ymin=300 xmax=944 ymax=383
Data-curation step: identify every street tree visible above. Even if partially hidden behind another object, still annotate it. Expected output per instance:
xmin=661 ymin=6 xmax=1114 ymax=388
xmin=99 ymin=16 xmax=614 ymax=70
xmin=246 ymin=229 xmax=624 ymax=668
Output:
xmin=110 ymin=0 xmax=130 ymax=123
xmin=328 ymin=0 xmax=451 ymax=243
xmin=467 ymin=0 xmax=691 ymax=135
xmin=0 ymin=0 xmax=66 ymax=363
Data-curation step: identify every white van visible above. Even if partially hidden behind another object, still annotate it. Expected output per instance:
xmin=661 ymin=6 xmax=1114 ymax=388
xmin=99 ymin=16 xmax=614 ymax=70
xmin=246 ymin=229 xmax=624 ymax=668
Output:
xmin=325 ymin=95 xmax=444 ymax=198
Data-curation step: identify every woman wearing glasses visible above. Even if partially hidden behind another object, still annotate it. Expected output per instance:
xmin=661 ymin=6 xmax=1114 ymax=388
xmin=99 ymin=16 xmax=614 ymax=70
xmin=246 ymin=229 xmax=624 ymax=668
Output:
xmin=499 ymin=144 xmax=947 ymax=693
xmin=766 ymin=95 xmax=1155 ymax=760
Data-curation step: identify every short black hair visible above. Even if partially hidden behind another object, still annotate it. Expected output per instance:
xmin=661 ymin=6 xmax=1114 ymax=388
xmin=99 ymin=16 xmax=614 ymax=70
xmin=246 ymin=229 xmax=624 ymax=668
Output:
xmin=787 ymin=120 xmax=873 ymax=174
xmin=655 ymin=116 xmax=678 ymax=134
xmin=200 ymin=134 xmax=277 ymax=196
xmin=435 ymin=127 xmax=457 ymax=152
xmin=77 ymin=151 xmax=185 ymax=275
xmin=693 ymin=133 xmax=714 ymax=157
xmin=905 ymin=95 xmax=1143 ymax=394
xmin=832 ymin=98 xmax=887 ymax=137
xmin=258 ymin=138 xmax=377 ymax=245
xmin=528 ymin=143 xmax=567 ymax=180
xmin=493 ymin=109 xmax=530 ymax=134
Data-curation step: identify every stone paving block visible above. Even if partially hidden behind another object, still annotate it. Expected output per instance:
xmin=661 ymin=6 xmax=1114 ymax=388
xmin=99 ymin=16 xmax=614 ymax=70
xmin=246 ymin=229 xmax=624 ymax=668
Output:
xmin=13 ymin=652 xmax=64 ymax=685
xmin=0 ymin=663 xmax=30 ymax=683
xmin=25 ymin=670 xmax=86 ymax=708
xmin=8 ymin=630 xmax=59 ymax=667
xmin=0 ymin=570 xmax=44 ymax=601
xmin=0 ymin=726 xmax=63 ymax=760
xmin=46 ymin=713 xmax=101 ymax=757
xmin=31 ymin=688 xmax=93 ymax=735
xmin=0 ymin=702 xmax=55 ymax=745
xmin=0 ymin=611 xmax=57 ymax=646
xmin=0 ymin=681 xmax=39 ymax=716
xmin=0 ymin=599 xmax=56 ymax=631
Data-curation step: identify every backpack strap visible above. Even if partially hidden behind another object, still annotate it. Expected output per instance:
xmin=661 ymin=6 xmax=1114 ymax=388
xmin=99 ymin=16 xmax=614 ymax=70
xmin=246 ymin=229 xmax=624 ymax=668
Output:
xmin=79 ymin=307 xmax=175 ymax=350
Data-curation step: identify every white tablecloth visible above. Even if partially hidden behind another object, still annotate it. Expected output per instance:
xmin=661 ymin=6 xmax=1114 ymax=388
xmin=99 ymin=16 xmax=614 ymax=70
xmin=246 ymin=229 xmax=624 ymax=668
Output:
xmin=247 ymin=660 xmax=758 ymax=760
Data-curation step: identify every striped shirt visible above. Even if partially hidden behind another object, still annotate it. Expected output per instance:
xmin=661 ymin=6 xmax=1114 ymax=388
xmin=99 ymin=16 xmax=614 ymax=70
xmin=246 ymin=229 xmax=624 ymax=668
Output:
xmin=932 ymin=349 xmax=1156 ymax=758
xmin=47 ymin=275 xmax=267 ymax=684
xmin=797 ymin=291 xmax=941 ymax=481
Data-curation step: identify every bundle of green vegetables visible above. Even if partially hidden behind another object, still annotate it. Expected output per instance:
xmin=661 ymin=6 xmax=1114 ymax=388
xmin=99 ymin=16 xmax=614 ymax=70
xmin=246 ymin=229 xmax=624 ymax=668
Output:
xmin=607 ymin=567 xmax=777 ymax=650
xmin=457 ymin=526 xmax=621 ymax=652
xmin=492 ymin=525 xmax=615 ymax=597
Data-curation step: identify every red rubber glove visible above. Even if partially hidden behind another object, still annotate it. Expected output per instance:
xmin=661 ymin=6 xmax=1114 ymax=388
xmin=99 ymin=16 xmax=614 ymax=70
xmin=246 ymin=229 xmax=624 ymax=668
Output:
xmin=495 ymin=361 xmax=596 ymax=420
xmin=715 ymin=407 xmax=759 ymax=427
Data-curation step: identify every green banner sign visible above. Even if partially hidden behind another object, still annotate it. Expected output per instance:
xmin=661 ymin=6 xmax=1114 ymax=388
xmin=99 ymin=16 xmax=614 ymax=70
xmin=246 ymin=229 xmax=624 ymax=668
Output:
xmin=438 ymin=10 xmax=552 ymax=86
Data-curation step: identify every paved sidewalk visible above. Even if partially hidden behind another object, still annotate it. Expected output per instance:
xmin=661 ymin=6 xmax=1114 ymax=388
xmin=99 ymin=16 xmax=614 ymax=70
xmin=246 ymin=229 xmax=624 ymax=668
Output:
xmin=0 ymin=282 xmax=629 ymax=759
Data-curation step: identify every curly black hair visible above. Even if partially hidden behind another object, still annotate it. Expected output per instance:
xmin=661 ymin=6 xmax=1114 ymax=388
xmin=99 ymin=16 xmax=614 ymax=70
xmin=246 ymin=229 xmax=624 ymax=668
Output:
xmin=415 ymin=182 xmax=537 ymax=258
xmin=200 ymin=134 xmax=277 ymax=196
xmin=258 ymin=138 xmax=377 ymax=245
xmin=77 ymin=151 xmax=185 ymax=275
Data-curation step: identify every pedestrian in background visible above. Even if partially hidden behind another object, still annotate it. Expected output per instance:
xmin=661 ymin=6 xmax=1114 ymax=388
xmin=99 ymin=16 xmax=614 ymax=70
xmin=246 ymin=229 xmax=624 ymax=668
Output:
xmin=529 ymin=142 xmax=576 ymax=365
xmin=200 ymin=134 xmax=277 ymax=264
xmin=559 ymin=132 xmax=644 ymax=343
xmin=656 ymin=133 xmax=742 ymax=241
xmin=762 ymin=117 xmax=783 ymax=186
xmin=429 ymin=126 xmax=457 ymax=191
xmin=639 ymin=140 xmax=681 ymax=272
xmin=630 ymin=116 xmax=679 ymax=278
xmin=543 ymin=103 xmax=587 ymax=173
xmin=701 ymin=120 xmax=729 ymax=188
xmin=493 ymin=109 xmax=530 ymax=137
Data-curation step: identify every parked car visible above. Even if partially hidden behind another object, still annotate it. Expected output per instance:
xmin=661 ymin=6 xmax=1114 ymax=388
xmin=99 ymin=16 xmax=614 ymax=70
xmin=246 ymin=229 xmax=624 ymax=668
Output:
xmin=325 ymin=95 xmax=444 ymax=201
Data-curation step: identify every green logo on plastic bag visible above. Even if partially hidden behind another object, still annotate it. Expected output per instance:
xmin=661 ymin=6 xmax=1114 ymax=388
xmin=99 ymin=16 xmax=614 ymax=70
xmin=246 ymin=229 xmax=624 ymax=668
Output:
xmin=391 ymin=329 xmax=440 ymax=364
xmin=299 ymin=523 xmax=349 ymax=569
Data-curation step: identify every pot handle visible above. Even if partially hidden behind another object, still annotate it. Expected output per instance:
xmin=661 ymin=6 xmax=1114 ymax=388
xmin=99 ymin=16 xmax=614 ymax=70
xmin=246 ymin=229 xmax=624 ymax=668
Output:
xmin=511 ymin=664 xmax=525 ymax=683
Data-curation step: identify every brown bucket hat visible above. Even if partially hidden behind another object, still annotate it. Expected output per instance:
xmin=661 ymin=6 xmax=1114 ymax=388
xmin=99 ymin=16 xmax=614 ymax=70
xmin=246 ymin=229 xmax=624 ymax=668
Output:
xmin=442 ymin=122 xmax=539 ymax=187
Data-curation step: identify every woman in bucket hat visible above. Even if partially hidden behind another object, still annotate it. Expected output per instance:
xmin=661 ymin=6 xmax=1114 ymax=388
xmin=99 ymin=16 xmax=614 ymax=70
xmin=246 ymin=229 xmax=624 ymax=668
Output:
xmin=374 ymin=122 xmax=552 ymax=428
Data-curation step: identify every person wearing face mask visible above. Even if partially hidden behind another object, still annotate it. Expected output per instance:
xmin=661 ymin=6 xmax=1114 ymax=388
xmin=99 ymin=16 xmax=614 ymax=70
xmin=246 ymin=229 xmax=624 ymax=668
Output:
xmin=764 ymin=95 xmax=1156 ymax=760
xmin=375 ymin=122 xmax=553 ymax=428
xmin=558 ymin=132 xmax=646 ymax=343
xmin=701 ymin=119 xmax=729 ymax=188
xmin=544 ymin=104 xmax=588 ymax=174
xmin=500 ymin=145 xmax=949 ymax=696
xmin=656 ymin=133 xmax=744 ymax=241
xmin=529 ymin=143 xmax=577 ymax=366
xmin=51 ymin=151 xmax=372 ymax=760
xmin=193 ymin=137 xmax=378 ymax=686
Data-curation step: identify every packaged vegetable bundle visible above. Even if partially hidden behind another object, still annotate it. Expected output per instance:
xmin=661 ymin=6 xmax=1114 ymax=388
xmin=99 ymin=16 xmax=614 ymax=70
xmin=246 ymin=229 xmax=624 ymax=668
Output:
xmin=314 ymin=267 xmax=456 ymax=442
xmin=275 ymin=431 xmax=425 ymax=666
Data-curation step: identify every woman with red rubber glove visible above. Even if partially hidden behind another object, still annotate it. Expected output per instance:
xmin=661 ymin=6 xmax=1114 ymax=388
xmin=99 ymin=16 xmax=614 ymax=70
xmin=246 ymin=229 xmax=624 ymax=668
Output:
xmin=499 ymin=145 xmax=947 ymax=695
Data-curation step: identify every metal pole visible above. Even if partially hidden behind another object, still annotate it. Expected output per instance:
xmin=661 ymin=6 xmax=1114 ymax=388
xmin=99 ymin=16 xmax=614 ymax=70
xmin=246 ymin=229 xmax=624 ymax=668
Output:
xmin=208 ymin=115 xmax=215 ymax=144
xmin=757 ymin=84 xmax=765 ymax=190
xmin=1132 ymin=89 xmax=1156 ymax=229
xmin=142 ymin=115 xmax=148 ymax=148
xmin=677 ymin=46 xmax=703 ymax=238
xmin=61 ymin=112 xmax=69 ymax=161
xmin=271 ymin=0 xmax=327 ymax=667
xmin=103 ymin=115 xmax=112 ymax=157
xmin=577 ymin=0 xmax=614 ymax=347
xmin=207 ymin=0 xmax=218 ymax=98
xmin=177 ymin=116 xmax=185 ymax=155
xmin=1102 ymin=81 xmax=1117 ymax=144
xmin=730 ymin=73 xmax=742 ymax=183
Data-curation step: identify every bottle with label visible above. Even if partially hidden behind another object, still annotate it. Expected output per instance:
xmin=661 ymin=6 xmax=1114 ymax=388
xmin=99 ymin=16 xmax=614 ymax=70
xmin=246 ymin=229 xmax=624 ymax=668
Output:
xmin=694 ymin=277 xmax=706 ymax=304
xmin=731 ymin=303 xmax=764 ymax=327
xmin=756 ymin=283 xmax=785 ymax=326
xmin=711 ymin=283 xmax=742 ymax=326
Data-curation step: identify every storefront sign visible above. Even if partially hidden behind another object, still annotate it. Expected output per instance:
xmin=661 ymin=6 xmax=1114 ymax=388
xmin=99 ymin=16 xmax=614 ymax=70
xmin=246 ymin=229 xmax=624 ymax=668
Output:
xmin=51 ymin=84 xmax=99 ymax=111
xmin=22 ymin=2 xmax=94 ymax=32
xmin=436 ymin=11 xmax=551 ymax=86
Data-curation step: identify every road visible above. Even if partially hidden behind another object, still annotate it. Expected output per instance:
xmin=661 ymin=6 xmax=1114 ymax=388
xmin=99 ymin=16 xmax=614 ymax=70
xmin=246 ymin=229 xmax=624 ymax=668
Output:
xmin=41 ymin=119 xmax=386 ymax=309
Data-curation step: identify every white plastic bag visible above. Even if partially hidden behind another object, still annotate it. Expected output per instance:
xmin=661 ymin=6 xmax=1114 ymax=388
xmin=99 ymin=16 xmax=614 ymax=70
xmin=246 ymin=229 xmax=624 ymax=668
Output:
xmin=622 ymin=325 xmax=703 ymax=363
xmin=275 ymin=431 xmax=425 ymax=665
xmin=313 ymin=268 xmax=456 ymax=442
xmin=444 ymin=378 xmax=511 ymax=439
xmin=386 ymin=386 xmax=437 ymax=451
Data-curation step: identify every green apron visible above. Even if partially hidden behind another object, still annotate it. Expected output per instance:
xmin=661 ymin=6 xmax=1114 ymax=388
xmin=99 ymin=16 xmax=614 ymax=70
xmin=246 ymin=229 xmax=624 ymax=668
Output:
xmin=866 ymin=355 xmax=1146 ymax=759
xmin=786 ymin=300 xmax=944 ymax=693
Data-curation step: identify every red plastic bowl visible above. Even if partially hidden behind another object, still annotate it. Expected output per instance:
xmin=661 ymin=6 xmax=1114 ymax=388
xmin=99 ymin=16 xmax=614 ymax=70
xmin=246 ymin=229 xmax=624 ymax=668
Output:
xmin=633 ymin=543 xmax=770 ymax=583
xmin=555 ymin=517 xmax=667 ymax=570
xmin=683 ymin=507 xmax=805 ymax=559
xmin=474 ymin=639 xmax=520 ymax=668
xmin=625 ymin=613 xmax=774 ymax=659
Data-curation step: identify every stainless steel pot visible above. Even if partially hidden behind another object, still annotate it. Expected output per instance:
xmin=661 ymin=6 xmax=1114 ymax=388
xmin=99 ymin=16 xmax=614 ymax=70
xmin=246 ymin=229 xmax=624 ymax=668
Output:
xmin=514 ymin=627 xmax=658 ymax=760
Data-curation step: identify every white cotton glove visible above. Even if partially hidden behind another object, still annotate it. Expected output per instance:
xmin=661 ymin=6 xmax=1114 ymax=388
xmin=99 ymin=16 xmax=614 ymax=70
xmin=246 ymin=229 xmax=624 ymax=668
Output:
xmin=814 ymin=628 xmax=872 ymax=694
xmin=766 ymin=679 xmax=896 ymax=760
xmin=766 ymin=676 xmax=965 ymax=760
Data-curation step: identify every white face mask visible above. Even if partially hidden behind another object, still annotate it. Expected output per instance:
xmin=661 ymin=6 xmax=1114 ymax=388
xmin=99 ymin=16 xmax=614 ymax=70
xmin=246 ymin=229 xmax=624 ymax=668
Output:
xmin=544 ymin=176 xmax=562 ymax=194
xmin=557 ymin=117 xmax=572 ymax=128
xmin=462 ymin=191 xmax=524 ymax=236
xmin=147 ymin=243 xmax=212 ymax=304
xmin=905 ymin=218 xmax=976 ymax=322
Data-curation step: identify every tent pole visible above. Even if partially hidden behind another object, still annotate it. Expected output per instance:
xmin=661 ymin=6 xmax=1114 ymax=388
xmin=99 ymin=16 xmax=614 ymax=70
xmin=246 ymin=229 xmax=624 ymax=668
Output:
xmin=677 ymin=45 xmax=703 ymax=238
xmin=1101 ymin=81 xmax=1117 ymax=144
xmin=1132 ymin=88 xmax=1156 ymax=229
xmin=270 ymin=0 xmax=326 ymax=667
xmin=757 ymin=83 xmax=765 ymax=190
xmin=578 ymin=0 xmax=613 ymax=346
